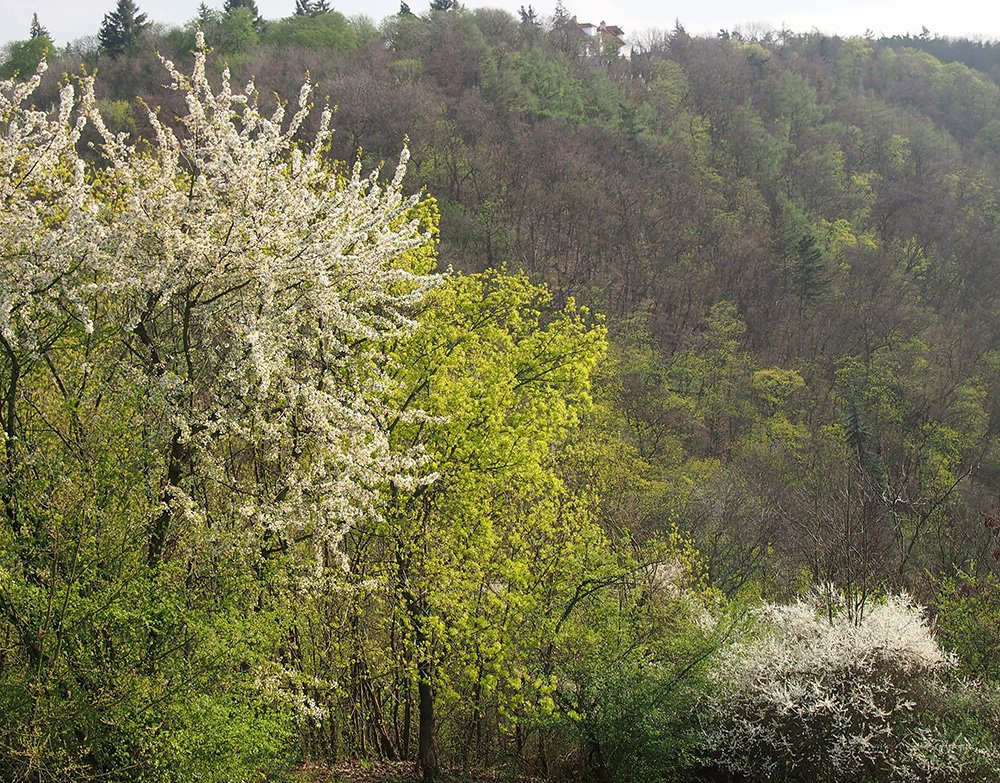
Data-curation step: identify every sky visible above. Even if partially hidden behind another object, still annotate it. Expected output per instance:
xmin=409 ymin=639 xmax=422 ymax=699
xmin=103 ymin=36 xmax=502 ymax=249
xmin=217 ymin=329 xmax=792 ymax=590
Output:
xmin=2 ymin=0 xmax=999 ymax=50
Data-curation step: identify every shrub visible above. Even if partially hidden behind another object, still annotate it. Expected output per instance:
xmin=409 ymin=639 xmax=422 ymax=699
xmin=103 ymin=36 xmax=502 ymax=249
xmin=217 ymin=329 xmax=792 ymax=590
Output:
xmin=541 ymin=544 xmax=730 ymax=783
xmin=935 ymin=570 xmax=1000 ymax=681
xmin=704 ymin=587 xmax=1000 ymax=782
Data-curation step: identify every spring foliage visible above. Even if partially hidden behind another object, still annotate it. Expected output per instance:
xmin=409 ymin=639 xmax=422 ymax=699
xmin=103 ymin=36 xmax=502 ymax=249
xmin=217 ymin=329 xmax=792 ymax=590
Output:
xmin=0 ymin=40 xmax=438 ymax=780
xmin=6 ymin=12 xmax=1000 ymax=782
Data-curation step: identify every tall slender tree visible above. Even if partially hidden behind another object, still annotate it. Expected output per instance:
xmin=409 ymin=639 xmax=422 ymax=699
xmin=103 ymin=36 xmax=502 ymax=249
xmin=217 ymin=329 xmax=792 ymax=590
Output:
xmin=29 ymin=12 xmax=49 ymax=40
xmin=97 ymin=0 xmax=149 ymax=57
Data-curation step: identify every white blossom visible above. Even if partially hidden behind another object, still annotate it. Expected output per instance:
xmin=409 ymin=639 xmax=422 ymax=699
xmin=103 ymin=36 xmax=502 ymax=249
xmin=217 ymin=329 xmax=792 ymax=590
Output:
xmin=702 ymin=587 xmax=989 ymax=782
xmin=0 ymin=42 xmax=439 ymax=575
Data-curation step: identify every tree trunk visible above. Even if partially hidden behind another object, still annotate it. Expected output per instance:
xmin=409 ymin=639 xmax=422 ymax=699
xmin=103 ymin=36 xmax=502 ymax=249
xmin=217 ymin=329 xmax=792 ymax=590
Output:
xmin=417 ymin=655 xmax=439 ymax=781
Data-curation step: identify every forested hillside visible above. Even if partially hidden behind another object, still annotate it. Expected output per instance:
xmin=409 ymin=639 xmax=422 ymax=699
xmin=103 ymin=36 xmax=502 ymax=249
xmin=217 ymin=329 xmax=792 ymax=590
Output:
xmin=3 ymin=3 xmax=1000 ymax=782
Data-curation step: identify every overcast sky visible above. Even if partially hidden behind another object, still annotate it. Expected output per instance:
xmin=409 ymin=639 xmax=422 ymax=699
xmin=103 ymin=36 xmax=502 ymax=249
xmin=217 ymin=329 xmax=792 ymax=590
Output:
xmin=2 ymin=0 xmax=999 ymax=50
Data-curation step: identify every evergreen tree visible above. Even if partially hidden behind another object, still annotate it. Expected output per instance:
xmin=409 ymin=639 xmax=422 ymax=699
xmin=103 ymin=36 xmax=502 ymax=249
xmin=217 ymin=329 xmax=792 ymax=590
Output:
xmin=429 ymin=0 xmax=455 ymax=10
xmin=518 ymin=4 xmax=539 ymax=26
xmin=224 ymin=0 xmax=263 ymax=29
xmin=98 ymin=0 xmax=150 ymax=57
xmin=295 ymin=0 xmax=331 ymax=14
xmin=552 ymin=0 xmax=571 ymax=25
xmin=792 ymin=233 xmax=826 ymax=302
xmin=29 ymin=12 xmax=50 ymax=40
xmin=399 ymin=1 xmax=413 ymax=15
xmin=197 ymin=2 xmax=214 ymax=24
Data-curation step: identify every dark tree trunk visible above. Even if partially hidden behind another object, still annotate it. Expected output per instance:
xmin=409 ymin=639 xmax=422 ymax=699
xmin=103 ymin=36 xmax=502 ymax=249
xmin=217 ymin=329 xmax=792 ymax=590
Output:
xmin=397 ymin=540 xmax=439 ymax=782
xmin=417 ymin=655 xmax=438 ymax=781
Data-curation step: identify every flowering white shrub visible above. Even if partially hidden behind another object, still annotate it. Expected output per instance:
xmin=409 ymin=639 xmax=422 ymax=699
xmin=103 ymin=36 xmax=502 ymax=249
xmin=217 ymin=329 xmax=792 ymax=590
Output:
xmin=0 ymin=62 xmax=98 ymax=350
xmin=704 ymin=588 xmax=999 ymax=782
xmin=0 ymin=40 xmax=443 ymax=779
xmin=1 ymin=38 xmax=439 ymax=570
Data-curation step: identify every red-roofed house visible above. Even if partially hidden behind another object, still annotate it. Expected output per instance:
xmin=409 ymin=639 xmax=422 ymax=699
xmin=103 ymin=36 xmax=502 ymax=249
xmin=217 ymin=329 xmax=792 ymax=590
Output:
xmin=558 ymin=16 xmax=626 ymax=57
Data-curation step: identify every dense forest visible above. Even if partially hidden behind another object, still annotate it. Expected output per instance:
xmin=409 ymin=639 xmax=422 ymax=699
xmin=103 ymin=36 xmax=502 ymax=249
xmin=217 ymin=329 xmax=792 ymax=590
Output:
xmin=3 ymin=2 xmax=1000 ymax=782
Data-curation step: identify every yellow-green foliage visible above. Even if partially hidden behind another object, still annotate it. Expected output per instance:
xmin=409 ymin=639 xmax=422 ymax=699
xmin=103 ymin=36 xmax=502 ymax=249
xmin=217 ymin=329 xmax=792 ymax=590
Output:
xmin=382 ymin=268 xmax=608 ymax=710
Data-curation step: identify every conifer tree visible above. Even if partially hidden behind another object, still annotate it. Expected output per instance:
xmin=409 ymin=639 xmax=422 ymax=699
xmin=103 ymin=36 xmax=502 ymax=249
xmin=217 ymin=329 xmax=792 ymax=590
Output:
xmin=792 ymin=233 xmax=826 ymax=301
xmin=29 ymin=12 xmax=49 ymax=40
xmin=97 ymin=0 xmax=149 ymax=57
xmin=295 ymin=0 xmax=331 ymax=15
xmin=518 ymin=4 xmax=539 ymax=26
xmin=552 ymin=0 xmax=571 ymax=25
xmin=224 ymin=0 xmax=262 ymax=24
xmin=197 ymin=1 xmax=214 ymax=23
xmin=1 ymin=16 xmax=51 ymax=77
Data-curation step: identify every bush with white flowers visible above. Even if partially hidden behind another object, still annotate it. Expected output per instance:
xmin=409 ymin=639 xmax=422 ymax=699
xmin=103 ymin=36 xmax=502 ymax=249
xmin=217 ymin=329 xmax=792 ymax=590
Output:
xmin=1 ymin=37 xmax=440 ymax=569
xmin=0 ymin=39 xmax=439 ymax=781
xmin=704 ymin=588 xmax=1000 ymax=782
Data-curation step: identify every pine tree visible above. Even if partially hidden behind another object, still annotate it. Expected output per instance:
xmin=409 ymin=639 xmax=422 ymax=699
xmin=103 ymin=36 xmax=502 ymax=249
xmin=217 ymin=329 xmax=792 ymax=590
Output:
xmin=845 ymin=396 xmax=876 ymax=476
xmin=29 ymin=12 xmax=50 ymax=40
xmin=518 ymin=4 xmax=539 ymax=26
xmin=552 ymin=0 xmax=571 ymax=25
xmin=792 ymin=233 xmax=826 ymax=302
xmin=429 ymin=0 xmax=455 ymax=11
xmin=197 ymin=2 xmax=214 ymax=24
xmin=98 ymin=0 xmax=150 ymax=57
xmin=224 ymin=0 xmax=259 ymax=16
xmin=295 ymin=0 xmax=331 ymax=14
xmin=223 ymin=0 xmax=262 ymax=29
